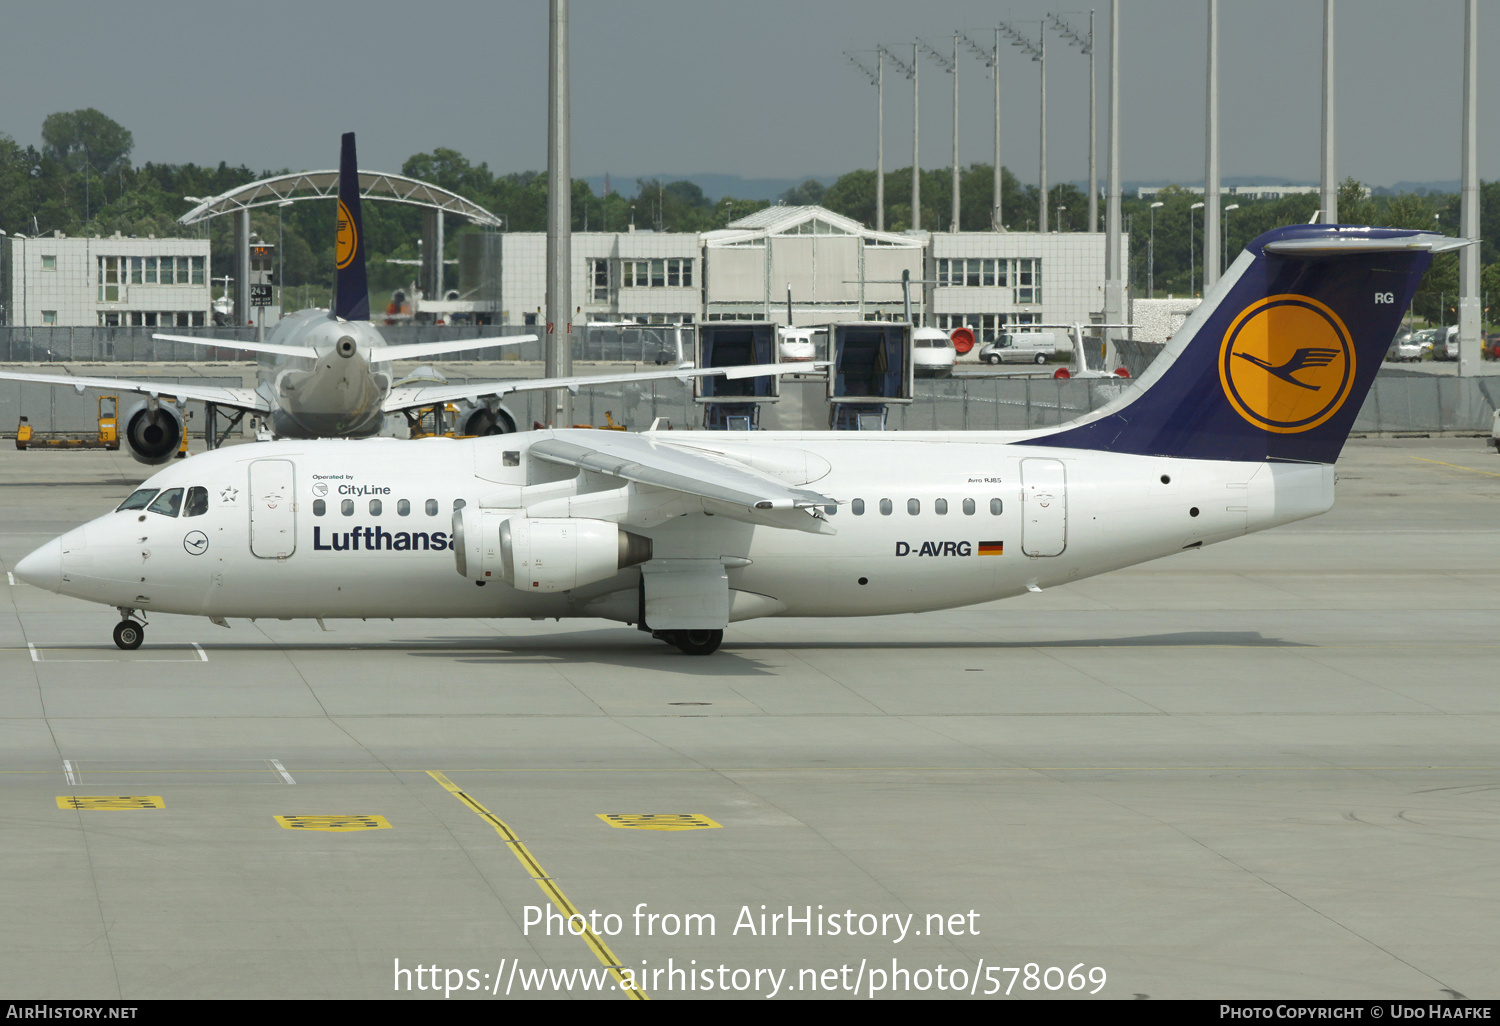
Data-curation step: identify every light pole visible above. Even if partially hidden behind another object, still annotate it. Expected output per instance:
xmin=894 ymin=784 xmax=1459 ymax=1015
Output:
xmin=1049 ymin=11 xmax=1097 ymax=232
xmin=1190 ymin=201 xmax=1205 ymax=297
xmin=918 ymin=38 xmax=959 ymax=231
xmin=1222 ymin=203 xmax=1239 ymax=272
xmin=1148 ymin=201 xmax=1164 ymax=298
xmin=844 ymin=49 xmax=885 ymax=231
xmin=959 ymin=31 xmax=1003 ymax=231
xmin=277 ymin=200 xmax=292 ymax=318
xmin=999 ymin=21 xmax=1046 ymax=231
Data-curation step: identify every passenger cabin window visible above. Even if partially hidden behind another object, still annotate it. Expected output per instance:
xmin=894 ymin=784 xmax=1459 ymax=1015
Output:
xmin=879 ymin=499 xmax=893 ymax=516
xmin=397 ymin=499 xmax=411 ymax=517
xmin=425 ymin=499 xmax=439 ymax=516
xmin=990 ymin=499 xmax=1003 ymax=515
xmin=147 ymin=488 xmax=184 ymax=517
xmin=453 ymin=499 xmax=466 ymax=510
xmin=963 ymin=498 xmax=976 ymax=515
xmin=341 ymin=499 xmax=354 ymax=516
xmin=313 ymin=499 xmax=326 ymax=517
xmin=935 ymin=498 xmax=948 ymax=515
xmin=183 ymin=487 xmax=208 ymax=517
xmin=907 ymin=499 xmax=920 ymax=515
xmin=117 ymin=488 xmax=159 ymax=512
xmin=824 ymin=504 xmax=837 ymax=516
xmin=369 ymin=499 xmax=382 ymax=516
xmin=851 ymin=499 xmax=865 ymax=516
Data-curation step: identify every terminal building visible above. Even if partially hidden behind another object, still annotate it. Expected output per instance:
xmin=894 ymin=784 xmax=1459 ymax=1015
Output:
xmin=0 ymin=232 xmax=212 ymax=328
xmin=490 ymin=205 xmax=1126 ymax=344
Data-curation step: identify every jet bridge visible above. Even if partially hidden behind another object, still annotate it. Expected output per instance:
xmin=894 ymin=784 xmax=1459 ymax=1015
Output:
xmin=826 ymin=322 xmax=913 ymax=430
xmin=694 ymin=322 xmax=780 ymax=429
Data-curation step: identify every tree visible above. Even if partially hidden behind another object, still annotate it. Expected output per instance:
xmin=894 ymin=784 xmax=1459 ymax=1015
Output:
xmin=780 ymin=179 xmax=825 ymax=206
xmin=41 ymin=109 xmax=133 ymax=176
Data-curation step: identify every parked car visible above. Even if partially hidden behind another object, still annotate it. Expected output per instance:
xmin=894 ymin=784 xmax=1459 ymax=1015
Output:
xmin=978 ymin=332 xmax=1058 ymax=365
xmin=1389 ymin=328 xmax=1437 ymax=362
xmin=1438 ymin=325 xmax=1459 ymax=361
xmin=912 ymin=327 xmax=957 ymax=377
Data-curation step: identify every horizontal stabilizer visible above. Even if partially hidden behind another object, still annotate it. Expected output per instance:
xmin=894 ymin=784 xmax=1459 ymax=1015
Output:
xmin=370 ymin=336 xmax=538 ymax=363
xmin=151 ymin=334 xmax=320 ymax=360
xmin=0 ymin=369 xmax=268 ymax=411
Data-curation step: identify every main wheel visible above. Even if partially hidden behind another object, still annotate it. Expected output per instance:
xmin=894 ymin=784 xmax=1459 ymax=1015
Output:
xmin=674 ymin=629 xmax=723 ymax=656
xmin=988 ymin=354 xmax=1001 ymax=365
xmin=1034 ymin=352 xmax=1047 ymax=365
xmin=113 ymin=620 xmax=144 ymax=650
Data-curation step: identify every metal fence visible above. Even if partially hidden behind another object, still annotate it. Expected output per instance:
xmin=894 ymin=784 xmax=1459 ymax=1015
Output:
xmin=0 ymin=325 xmax=687 ymax=366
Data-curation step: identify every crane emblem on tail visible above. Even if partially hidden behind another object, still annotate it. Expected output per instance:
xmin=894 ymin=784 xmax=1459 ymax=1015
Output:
xmin=1232 ymin=347 xmax=1341 ymax=390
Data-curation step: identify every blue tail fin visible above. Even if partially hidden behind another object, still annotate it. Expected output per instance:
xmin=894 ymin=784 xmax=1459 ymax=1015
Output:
xmin=1030 ymin=225 xmax=1460 ymax=464
xmin=333 ymin=132 xmax=369 ymax=321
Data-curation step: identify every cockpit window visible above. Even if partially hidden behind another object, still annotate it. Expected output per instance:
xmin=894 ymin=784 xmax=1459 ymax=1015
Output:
xmin=147 ymin=488 xmax=184 ymax=517
xmin=117 ymin=488 xmax=159 ymax=511
xmin=183 ymin=487 xmax=208 ymax=517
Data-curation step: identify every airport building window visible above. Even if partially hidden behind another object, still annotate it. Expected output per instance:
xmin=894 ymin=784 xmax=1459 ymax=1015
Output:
xmin=851 ymin=498 xmax=865 ymax=515
xmin=990 ymin=498 xmax=1003 ymax=515
xmin=623 ymin=258 xmax=692 ymax=288
xmin=369 ymin=499 xmax=382 ymax=516
xmin=313 ymin=499 xmax=326 ymax=517
xmin=41 ymin=255 xmax=56 ymax=271
xmin=935 ymin=498 xmax=948 ymax=515
xmin=98 ymin=257 xmax=123 ymax=302
xmin=879 ymin=499 xmax=893 ymax=516
xmin=397 ymin=499 xmax=410 ymax=516
xmin=147 ymin=488 xmax=184 ymax=517
xmin=1013 ymin=259 xmax=1041 ymax=304
xmin=907 ymin=499 xmax=920 ymax=515
xmin=963 ymin=498 xmax=975 ymax=515
xmin=936 ymin=258 xmax=1002 ymax=288
xmin=425 ymin=499 xmax=439 ymax=516
xmin=183 ymin=487 xmax=208 ymax=517
xmin=42 ymin=311 xmax=57 ymax=325
xmin=591 ymin=259 xmax=610 ymax=301
xmin=341 ymin=499 xmax=354 ymax=516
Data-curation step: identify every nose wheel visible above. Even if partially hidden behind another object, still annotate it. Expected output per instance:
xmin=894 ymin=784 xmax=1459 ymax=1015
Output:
xmin=113 ymin=610 xmax=146 ymax=650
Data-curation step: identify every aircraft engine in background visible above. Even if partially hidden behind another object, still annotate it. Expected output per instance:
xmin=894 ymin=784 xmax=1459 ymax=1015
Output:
xmin=452 ymin=400 xmax=518 ymax=436
xmin=120 ymin=400 xmax=184 ymax=465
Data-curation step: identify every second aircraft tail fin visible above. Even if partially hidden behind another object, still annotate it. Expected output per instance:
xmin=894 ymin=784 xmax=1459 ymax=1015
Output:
xmin=333 ymin=132 xmax=370 ymax=321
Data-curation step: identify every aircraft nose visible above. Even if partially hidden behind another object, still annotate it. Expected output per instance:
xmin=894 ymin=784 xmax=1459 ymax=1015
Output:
xmin=14 ymin=536 xmax=63 ymax=593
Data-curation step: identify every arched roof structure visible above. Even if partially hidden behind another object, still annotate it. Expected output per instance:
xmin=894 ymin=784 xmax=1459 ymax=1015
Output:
xmin=177 ymin=170 xmax=502 ymax=227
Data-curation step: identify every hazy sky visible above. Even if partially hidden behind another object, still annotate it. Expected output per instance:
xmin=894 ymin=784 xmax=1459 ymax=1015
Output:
xmin=1 ymin=1 xmax=1491 ymax=189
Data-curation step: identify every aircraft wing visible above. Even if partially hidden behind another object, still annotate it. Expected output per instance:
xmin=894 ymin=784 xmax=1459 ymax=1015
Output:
xmin=381 ymin=362 xmax=830 ymax=414
xmin=151 ymin=333 xmax=321 ymax=360
xmin=529 ymin=431 xmax=836 ymax=535
xmin=370 ymin=336 xmax=539 ymax=362
xmin=0 ymin=369 xmax=269 ymax=412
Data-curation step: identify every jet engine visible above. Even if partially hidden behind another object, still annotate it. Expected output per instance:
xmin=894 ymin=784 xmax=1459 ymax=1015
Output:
xmin=453 ymin=401 xmax=517 ymax=436
xmin=453 ymin=509 xmax=651 ymax=592
xmin=121 ymin=400 xmax=185 ymax=465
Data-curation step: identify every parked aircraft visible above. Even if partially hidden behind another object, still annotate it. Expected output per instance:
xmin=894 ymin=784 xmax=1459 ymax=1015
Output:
xmin=13 ymin=225 xmax=1459 ymax=655
xmin=0 ymin=134 xmax=803 ymax=460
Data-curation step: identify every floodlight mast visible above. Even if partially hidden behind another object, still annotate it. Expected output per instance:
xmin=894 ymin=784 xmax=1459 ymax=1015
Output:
xmin=999 ymin=20 xmax=1045 ymax=232
xmin=845 ymin=50 xmax=886 ymax=231
xmin=958 ymin=30 xmax=1003 ymax=231
xmin=883 ymin=45 xmax=920 ymax=231
xmin=919 ymin=38 xmax=959 ymax=231
xmin=1049 ymin=11 xmax=1097 ymax=233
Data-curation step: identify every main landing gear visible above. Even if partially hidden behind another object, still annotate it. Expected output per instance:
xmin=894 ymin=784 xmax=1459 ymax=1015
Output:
xmin=113 ymin=609 xmax=146 ymax=650
xmin=652 ymin=629 xmax=724 ymax=656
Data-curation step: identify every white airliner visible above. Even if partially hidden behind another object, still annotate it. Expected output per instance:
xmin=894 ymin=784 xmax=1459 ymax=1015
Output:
xmin=12 ymin=225 xmax=1459 ymax=655
xmin=0 ymin=134 xmax=799 ymax=458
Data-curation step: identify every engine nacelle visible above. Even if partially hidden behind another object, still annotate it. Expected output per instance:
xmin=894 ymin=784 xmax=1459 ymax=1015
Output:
xmin=454 ymin=401 xmax=517 ymax=436
xmin=121 ymin=400 xmax=185 ymax=465
xmin=453 ymin=511 xmax=652 ymax=592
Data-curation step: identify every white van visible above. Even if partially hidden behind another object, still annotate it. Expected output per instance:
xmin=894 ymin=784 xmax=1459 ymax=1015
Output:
xmin=978 ymin=332 xmax=1059 ymax=365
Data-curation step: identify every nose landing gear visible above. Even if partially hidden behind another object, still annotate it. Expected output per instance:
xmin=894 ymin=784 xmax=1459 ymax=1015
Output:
xmin=113 ymin=609 xmax=146 ymax=650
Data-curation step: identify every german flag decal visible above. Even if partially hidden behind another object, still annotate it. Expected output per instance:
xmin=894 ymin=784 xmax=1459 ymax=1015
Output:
xmin=977 ymin=541 xmax=1004 ymax=556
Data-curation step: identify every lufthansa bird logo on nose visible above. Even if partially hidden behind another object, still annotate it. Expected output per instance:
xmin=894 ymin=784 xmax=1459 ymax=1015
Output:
xmin=1219 ymin=294 xmax=1355 ymax=434
xmin=183 ymin=531 xmax=209 ymax=556
xmin=312 ymin=482 xmax=329 ymax=497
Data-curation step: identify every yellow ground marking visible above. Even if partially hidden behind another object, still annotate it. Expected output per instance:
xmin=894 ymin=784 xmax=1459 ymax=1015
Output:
xmin=274 ymin=815 xmax=390 ymax=832
xmin=56 ymin=796 xmax=163 ymax=810
xmin=1410 ymin=456 xmax=1500 ymax=479
xmin=427 ymin=770 xmax=648 ymax=1001
xmin=598 ymin=813 xmax=722 ymax=831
